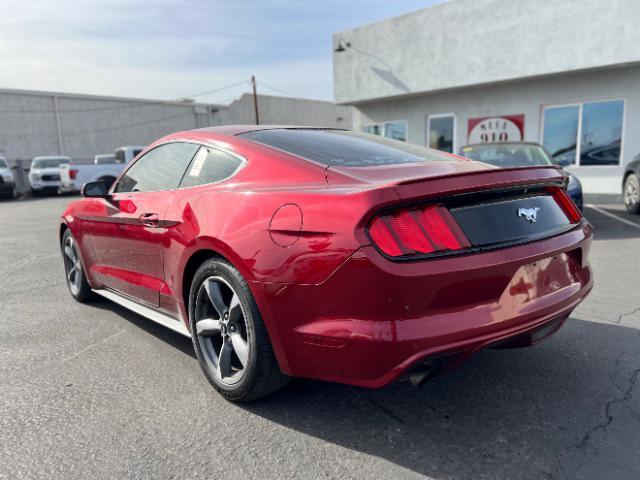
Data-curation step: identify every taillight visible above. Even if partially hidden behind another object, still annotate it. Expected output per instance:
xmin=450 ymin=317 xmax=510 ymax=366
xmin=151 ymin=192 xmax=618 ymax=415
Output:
xmin=368 ymin=205 xmax=470 ymax=258
xmin=551 ymin=187 xmax=582 ymax=223
xmin=69 ymin=169 xmax=78 ymax=180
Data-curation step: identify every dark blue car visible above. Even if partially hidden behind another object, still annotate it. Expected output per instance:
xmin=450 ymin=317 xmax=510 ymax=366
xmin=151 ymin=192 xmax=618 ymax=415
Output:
xmin=458 ymin=142 xmax=583 ymax=210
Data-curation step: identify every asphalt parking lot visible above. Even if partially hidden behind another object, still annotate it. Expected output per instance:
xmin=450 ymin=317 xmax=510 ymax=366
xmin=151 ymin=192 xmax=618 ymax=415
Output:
xmin=1 ymin=196 xmax=639 ymax=480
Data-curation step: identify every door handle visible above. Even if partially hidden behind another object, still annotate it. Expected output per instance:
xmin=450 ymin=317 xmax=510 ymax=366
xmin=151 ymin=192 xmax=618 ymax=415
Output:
xmin=139 ymin=212 xmax=160 ymax=228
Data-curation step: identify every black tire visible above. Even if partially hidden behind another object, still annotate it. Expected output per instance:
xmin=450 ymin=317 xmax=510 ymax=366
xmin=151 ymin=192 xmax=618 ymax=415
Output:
xmin=624 ymin=173 xmax=640 ymax=214
xmin=0 ymin=188 xmax=15 ymax=200
xmin=189 ymin=258 xmax=288 ymax=402
xmin=61 ymin=229 xmax=95 ymax=302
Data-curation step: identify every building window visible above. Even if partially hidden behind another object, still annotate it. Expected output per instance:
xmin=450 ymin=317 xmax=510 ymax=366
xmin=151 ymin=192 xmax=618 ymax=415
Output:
xmin=363 ymin=121 xmax=407 ymax=142
xmin=427 ymin=114 xmax=455 ymax=153
xmin=383 ymin=120 xmax=407 ymax=142
xmin=542 ymin=99 xmax=624 ymax=166
xmin=363 ymin=125 xmax=381 ymax=136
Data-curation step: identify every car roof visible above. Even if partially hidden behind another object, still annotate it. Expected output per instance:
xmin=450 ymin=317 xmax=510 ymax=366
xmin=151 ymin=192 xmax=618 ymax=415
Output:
xmin=32 ymin=155 xmax=72 ymax=160
xmin=193 ymin=125 xmax=346 ymax=136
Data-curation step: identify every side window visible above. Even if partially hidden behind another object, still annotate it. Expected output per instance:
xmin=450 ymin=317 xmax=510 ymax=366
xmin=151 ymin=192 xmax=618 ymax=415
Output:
xmin=114 ymin=142 xmax=199 ymax=193
xmin=179 ymin=146 xmax=243 ymax=188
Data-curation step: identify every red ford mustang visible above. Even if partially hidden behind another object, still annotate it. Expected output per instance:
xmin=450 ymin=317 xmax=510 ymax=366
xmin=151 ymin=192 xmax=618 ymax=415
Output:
xmin=60 ymin=126 xmax=593 ymax=401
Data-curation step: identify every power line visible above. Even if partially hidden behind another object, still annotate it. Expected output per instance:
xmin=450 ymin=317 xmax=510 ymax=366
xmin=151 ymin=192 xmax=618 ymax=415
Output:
xmin=256 ymin=81 xmax=298 ymax=98
xmin=175 ymin=80 xmax=251 ymax=100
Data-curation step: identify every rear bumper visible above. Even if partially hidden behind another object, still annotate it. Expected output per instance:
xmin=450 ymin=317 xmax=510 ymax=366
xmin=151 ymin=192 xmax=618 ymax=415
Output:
xmin=59 ymin=181 xmax=79 ymax=193
xmin=254 ymin=221 xmax=593 ymax=388
xmin=30 ymin=180 xmax=61 ymax=191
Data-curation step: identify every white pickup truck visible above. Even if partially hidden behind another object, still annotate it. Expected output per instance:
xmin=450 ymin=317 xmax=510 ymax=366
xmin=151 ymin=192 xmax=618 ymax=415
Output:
xmin=60 ymin=145 xmax=145 ymax=193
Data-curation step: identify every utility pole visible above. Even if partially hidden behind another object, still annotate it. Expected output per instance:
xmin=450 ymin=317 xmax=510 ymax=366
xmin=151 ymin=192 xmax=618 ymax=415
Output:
xmin=251 ymin=75 xmax=260 ymax=125
xmin=53 ymin=94 xmax=65 ymax=155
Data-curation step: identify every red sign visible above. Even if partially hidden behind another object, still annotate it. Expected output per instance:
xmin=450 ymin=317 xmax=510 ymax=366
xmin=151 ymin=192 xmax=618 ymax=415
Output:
xmin=468 ymin=114 xmax=525 ymax=144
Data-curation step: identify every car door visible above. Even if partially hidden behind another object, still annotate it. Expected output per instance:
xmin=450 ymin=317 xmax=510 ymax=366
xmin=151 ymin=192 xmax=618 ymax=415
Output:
xmin=88 ymin=142 xmax=200 ymax=306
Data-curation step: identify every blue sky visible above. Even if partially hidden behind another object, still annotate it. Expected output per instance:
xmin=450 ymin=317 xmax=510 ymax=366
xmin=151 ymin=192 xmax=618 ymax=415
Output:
xmin=0 ymin=0 xmax=442 ymax=103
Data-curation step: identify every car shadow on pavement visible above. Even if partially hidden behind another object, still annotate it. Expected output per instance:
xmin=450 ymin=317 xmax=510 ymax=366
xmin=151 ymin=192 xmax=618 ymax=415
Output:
xmin=86 ymin=298 xmax=196 ymax=358
xmin=241 ymin=318 xmax=640 ymax=480
xmin=83 ymin=293 xmax=640 ymax=478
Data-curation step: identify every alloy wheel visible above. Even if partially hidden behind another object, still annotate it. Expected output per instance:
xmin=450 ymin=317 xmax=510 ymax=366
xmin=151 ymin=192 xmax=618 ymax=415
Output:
xmin=63 ymin=236 xmax=83 ymax=296
xmin=194 ymin=276 xmax=250 ymax=385
xmin=625 ymin=176 xmax=639 ymax=207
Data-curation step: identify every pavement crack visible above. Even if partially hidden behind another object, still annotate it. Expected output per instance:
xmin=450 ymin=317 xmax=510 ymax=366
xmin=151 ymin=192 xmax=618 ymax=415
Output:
xmin=614 ymin=306 xmax=640 ymax=324
xmin=0 ymin=253 xmax=44 ymax=278
xmin=553 ymin=350 xmax=640 ymax=480
xmin=367 ymin=397 xmax=406 ymax=425
xmin=573 ymin=365 xmax=640 ymax=450
xmin=60 ymin=328 xmax=127 ymax=363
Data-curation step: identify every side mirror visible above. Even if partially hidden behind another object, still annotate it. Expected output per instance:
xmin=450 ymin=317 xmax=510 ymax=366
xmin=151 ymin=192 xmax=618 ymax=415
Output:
xmin=81 ymin=181 xmax=110 ymax=198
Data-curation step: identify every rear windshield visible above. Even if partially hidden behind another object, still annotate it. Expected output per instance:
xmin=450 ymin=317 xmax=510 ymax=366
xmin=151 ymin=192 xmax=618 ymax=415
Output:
xmin=238 ymin=129 xmax=454 ymax=167
xmin=459 ymin=144 xmax=553 ymax=168
xmin=0 ymin=158 xmax=8 ymax=169
xmin=32 ymin=158 xmax=70 ymax=169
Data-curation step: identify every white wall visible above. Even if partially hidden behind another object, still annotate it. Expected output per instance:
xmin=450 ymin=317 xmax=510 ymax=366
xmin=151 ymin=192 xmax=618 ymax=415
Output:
xmin=353 ymin=66 xmax=640 ymax=194
xmin=333 ymin=0 xmax=640 ymax=105
xmin=0 ymin=89 xmax=212 ymax=163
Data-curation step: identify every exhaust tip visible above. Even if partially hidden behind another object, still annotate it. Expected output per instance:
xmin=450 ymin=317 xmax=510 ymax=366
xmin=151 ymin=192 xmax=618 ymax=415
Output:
xmin=408 ymin=361 xmax=440 ymax=387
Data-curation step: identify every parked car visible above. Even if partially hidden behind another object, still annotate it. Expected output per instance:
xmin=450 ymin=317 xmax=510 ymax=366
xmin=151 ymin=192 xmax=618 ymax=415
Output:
xmin=29 ymin=156 xmax=71 ymax=195
xmin=60 ymin=146 xmax=144 ymax=193
xmin=60 ymin=127 xmax=592 ymax=401
xmin=623 ymin=152 xmax=640 ymax=214
xmin=459 ymin=142 xmax=583 ymax=210
xmin=0 ymin=156 xmax=16 ymax=199
xmin=580 ymin=144 xmax=621 ymax=166
xmin=93 ymin=153 xmax=118 ymax=165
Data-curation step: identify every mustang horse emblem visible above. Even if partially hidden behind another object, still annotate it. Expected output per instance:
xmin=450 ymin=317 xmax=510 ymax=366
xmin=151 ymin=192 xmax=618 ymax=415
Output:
xmin=517 ymin=207 xmax=540 ymax=223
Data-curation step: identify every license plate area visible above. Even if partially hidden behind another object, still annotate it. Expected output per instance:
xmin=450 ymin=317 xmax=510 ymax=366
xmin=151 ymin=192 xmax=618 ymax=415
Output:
xmin=503 ymin=252 xmax=580 ymax=304
xmin=450 ymin=194 xmax=571 ymax=247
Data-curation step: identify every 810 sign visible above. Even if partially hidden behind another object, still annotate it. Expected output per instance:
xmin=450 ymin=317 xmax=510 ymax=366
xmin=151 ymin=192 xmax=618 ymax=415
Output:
xmin=467 ymin=115 xmax=525 ymax=144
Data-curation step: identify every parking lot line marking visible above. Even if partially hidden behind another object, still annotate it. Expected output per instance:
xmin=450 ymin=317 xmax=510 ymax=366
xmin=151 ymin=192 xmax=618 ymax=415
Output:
xmin=586 ymin=204 xmax=640 ymax=230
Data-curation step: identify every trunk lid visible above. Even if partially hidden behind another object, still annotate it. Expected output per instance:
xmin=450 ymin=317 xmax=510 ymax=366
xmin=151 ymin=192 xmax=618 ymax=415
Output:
xmin=334 ymin=161 xmax=579 ymax=260
xmin=327 ymin=160 xmax=566 ymax=200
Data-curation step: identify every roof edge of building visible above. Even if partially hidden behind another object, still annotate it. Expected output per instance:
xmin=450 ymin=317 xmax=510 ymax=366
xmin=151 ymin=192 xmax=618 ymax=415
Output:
xmin=0 ymin=86 xmax=224 ymax=108
xmin=335 ymin=61 xmax=640 ymax=106
xmin=333 ymin=0 xmax=452 ymax=38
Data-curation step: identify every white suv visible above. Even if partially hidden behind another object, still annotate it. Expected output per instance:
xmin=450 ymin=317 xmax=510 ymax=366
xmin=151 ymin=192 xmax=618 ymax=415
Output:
xmin=29 ymin=156 xmax=72 ymax=195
